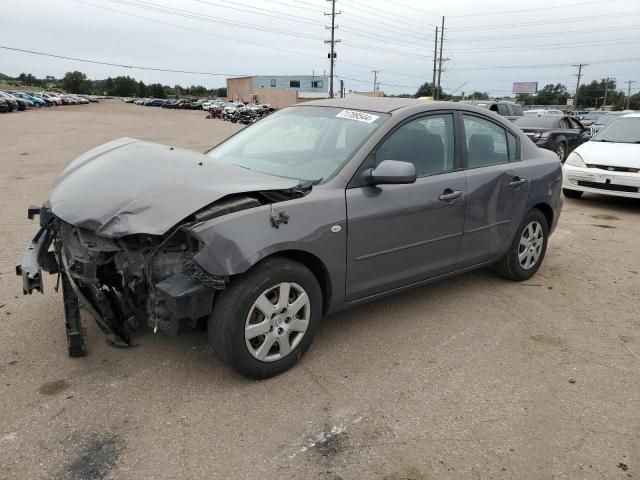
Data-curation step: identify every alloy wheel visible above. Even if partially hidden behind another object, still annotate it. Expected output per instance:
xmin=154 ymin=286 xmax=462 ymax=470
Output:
xmin=244 ymin=282 xmax=310 ymax=362
xmin=518 ymin=221 xmax=544 ymax=270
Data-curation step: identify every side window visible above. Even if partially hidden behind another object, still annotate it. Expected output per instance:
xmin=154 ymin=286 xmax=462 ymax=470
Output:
xmin=569 ymin=117 xmax=582 ymax=129
xmin=507 ymin=131 xmax=518 ymax=161
xmin=375 ymin=114 xmax=455 ymax=177
xmin=463 ymin=115 xmax=509 ymax=168
xmin=511 ymin=104 xmax=524 ymax=116
xmin=560 ymin=118 xmax=571 ymax=129
xmin=497 ymin=104 xmax=510 ymax=116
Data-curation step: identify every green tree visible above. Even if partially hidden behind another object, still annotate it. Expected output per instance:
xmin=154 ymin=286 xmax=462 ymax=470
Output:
xmin=628 ymin=92 xmax=640 ymax=110
xmin=214 ymin=87 xmax=227 ymax=98
xmin=110 ymin=76 xmax=138 ymax=96
xmin=147 ymin=83 xmax=166 ymax=98
xmin=137 ymin=80 xmax=147 ymax=98
xmin=414 ymin=81 xmax=443 ymax=99
xmin=532 ymin=83 xmax=569 ymax=106
xmin=577 ymin=78 xmax=623 ymax=109
xmin=467 ymin=91 xmax=490 ymax=100
xmin=61 ymin=71 xmax=90 ymax=93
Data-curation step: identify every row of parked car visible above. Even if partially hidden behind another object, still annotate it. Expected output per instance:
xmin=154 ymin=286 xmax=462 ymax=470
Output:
xmin=122 ymin=97 xmax=277 ymax=124
xmin=121 ymin=97 xmax=214 ymax=109
xmin=462 ymin=100 xmax=637 ymax=161
xmin=0 ymin=91 xmax=101 ymax=112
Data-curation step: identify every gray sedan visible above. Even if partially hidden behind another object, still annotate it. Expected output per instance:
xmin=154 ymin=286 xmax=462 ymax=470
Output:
xmin=17 ymin=98 xmax=562 ymax=379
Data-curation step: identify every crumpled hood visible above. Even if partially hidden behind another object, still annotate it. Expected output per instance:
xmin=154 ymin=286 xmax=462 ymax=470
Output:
xmin=575 ymin=140 xmax=640 ymax=169
xmin=50 ymin=137 xmax=299 ymax=237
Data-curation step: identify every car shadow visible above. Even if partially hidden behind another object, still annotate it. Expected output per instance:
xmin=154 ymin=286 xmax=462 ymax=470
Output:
xmin=565 ymin=193 xmax=640 ymax=214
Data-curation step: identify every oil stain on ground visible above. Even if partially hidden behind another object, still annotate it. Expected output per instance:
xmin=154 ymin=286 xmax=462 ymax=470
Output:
xmin=592 ymin=224 xmax=616 ymax=229
xmin=38 ymin=379 xmax=70 ymax=396
xmin=64 ymin=433 xmax=125 ymax=480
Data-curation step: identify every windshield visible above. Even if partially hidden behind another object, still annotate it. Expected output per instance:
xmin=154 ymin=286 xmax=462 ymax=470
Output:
xmin=513 ymin=116 xmax=559 ymax=128
xmin=594 ymin=113 xmax=623 ymax=125
xmin=207 ymin=106 xmax=388 ymax=182
xmin=592 ymin=117 xmax=640 ymax=143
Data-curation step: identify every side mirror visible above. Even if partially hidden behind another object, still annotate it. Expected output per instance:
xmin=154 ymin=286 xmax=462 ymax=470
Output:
xmin=368 ymin=160 xmax=417 ymax=185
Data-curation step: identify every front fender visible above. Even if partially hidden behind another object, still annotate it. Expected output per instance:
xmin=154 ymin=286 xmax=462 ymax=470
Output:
xmin=189 ymin=189 xmax=347 ymax=311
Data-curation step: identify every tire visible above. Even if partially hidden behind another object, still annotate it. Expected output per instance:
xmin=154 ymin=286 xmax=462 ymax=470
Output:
xmin=495 ymin=209 xmax=549 ymax=281
xmin=555 ymin=141 xmax=567 ymax=162
xmin=209 ymin=257 xmax=322 ymax=379
xmin=563 ymin=188 xmax=583 ymax=199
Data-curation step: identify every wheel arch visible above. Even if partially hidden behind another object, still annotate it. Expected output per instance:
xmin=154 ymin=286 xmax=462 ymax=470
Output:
xmin=256 ymin=249 xmax=332 ymax=315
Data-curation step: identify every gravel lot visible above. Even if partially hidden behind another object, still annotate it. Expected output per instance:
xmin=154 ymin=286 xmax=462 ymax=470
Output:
xmin=1 ymin=101 xmax=638 ymax=480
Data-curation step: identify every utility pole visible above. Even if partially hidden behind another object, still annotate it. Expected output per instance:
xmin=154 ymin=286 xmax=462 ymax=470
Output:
xmin=436 ymin=16 xmax=445 ymax=100
xmin=603 ymin=77 xmax=609 ymax=110
xmin=625 ymin=80 xmax=636 ymax=109
xmin=432 ymin=26 xmax=438 ymax=97
xmin=324 ymin=0 xmax=341 ymax=99
xmin=372 ymin=70 xmax=379 ymax=93
xmin=573 ymin=63 xmax=588 ymax=110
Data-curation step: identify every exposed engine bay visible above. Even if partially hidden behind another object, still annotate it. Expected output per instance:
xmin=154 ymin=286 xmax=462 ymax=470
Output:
xmin=17 ymin=191 xmax=308 ymax=355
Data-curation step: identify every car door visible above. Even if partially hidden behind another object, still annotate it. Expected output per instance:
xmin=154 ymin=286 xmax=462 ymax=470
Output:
xmin=567 ymin=117 xmax=587 ymax=151
xmin=345 ymin=112 xmax=467 ymax=301
xmin=458 ymin=113 xmax=530 ymax=268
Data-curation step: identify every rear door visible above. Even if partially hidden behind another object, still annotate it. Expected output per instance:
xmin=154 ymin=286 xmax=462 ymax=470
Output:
xmin=345 ymin=112 xmax=466 ymax=301
xmin=458 ymin=113 xmax=530 ymax=267
xmin=567 ymin=117 xmax=587 ymax=151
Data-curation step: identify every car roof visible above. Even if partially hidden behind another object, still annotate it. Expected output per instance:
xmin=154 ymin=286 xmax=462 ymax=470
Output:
xmin=621 ymin=113 xmax=640 ymax=118
xmin=301 ymin=97 xmax=424 ymax=113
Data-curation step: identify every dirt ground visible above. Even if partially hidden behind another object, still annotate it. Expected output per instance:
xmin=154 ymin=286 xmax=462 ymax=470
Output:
xmin=0 ymin=101 xmax=638 ymax=480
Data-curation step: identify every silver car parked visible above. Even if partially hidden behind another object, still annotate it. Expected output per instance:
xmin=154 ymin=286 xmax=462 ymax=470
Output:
xmin=17 ymin=98 xmax=562 ymax=379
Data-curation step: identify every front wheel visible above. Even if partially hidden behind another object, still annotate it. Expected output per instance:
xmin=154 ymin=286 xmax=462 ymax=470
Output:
xmin=495 ymin=209 xmax=549 ymax=281
xmin=209 ymin=257 xmax=322 ymax=379
xmin=563 ymin=188 xmax=583 ymax=199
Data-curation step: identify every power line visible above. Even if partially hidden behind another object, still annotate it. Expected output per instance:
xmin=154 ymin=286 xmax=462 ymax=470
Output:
xmin=450 ymin=57 xmax=640 ymax=71
xmin=344 ymin=0 xmax=437 ymax=28
xmin=448 ymin=24 xmax=640 ymax=42
xmin=449 ymin=0 xmax=625 ymax=17
xmin=383 ymin=0 xmax=441 ymax=18
xmin=452 ymin=36 xmax=640 ymax=53
xmin=0 ymin=45 xmax=246 ymax=76
xmin=448 ymin=10 xmax=640 ymax=31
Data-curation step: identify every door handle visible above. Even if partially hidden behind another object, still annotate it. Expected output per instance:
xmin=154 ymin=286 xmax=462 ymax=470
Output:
xmin=508 ymin=177 xmax=527 ymax=188
xmin=438 ymin=189 xmax=462 ymax=202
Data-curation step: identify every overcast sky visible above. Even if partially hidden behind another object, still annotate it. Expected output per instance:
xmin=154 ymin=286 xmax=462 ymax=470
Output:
xmin=1 ymin=0 xmax=639 ymax=97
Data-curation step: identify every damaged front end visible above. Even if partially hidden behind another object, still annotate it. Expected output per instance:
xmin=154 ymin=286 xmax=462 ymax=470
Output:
xmin=17 ymin=202 xmax=227 ymax=356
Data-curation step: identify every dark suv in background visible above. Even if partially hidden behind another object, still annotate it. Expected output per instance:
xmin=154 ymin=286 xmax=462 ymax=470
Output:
xmin=460 ymin=100 xmax=524 ymax=122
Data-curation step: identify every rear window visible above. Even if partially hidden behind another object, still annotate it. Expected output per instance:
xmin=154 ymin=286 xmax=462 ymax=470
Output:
xmin=513 ymin=116 xmax=560 ymax=128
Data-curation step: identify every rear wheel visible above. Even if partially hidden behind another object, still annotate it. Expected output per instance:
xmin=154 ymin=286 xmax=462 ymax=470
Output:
xmin=556 ymin=142 xmax=567 ymax=161
xmin=209 ymin=257 xmax=322 ymax=379
xmin=496 ymin=209 xmax=549 ymax=281
xmin=563 ymin=188 xmax=583 ymax=199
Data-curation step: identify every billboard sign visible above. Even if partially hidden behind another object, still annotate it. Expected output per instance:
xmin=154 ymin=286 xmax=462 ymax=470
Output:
xmin=512 ymin=82 xmax=538 ymax=94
